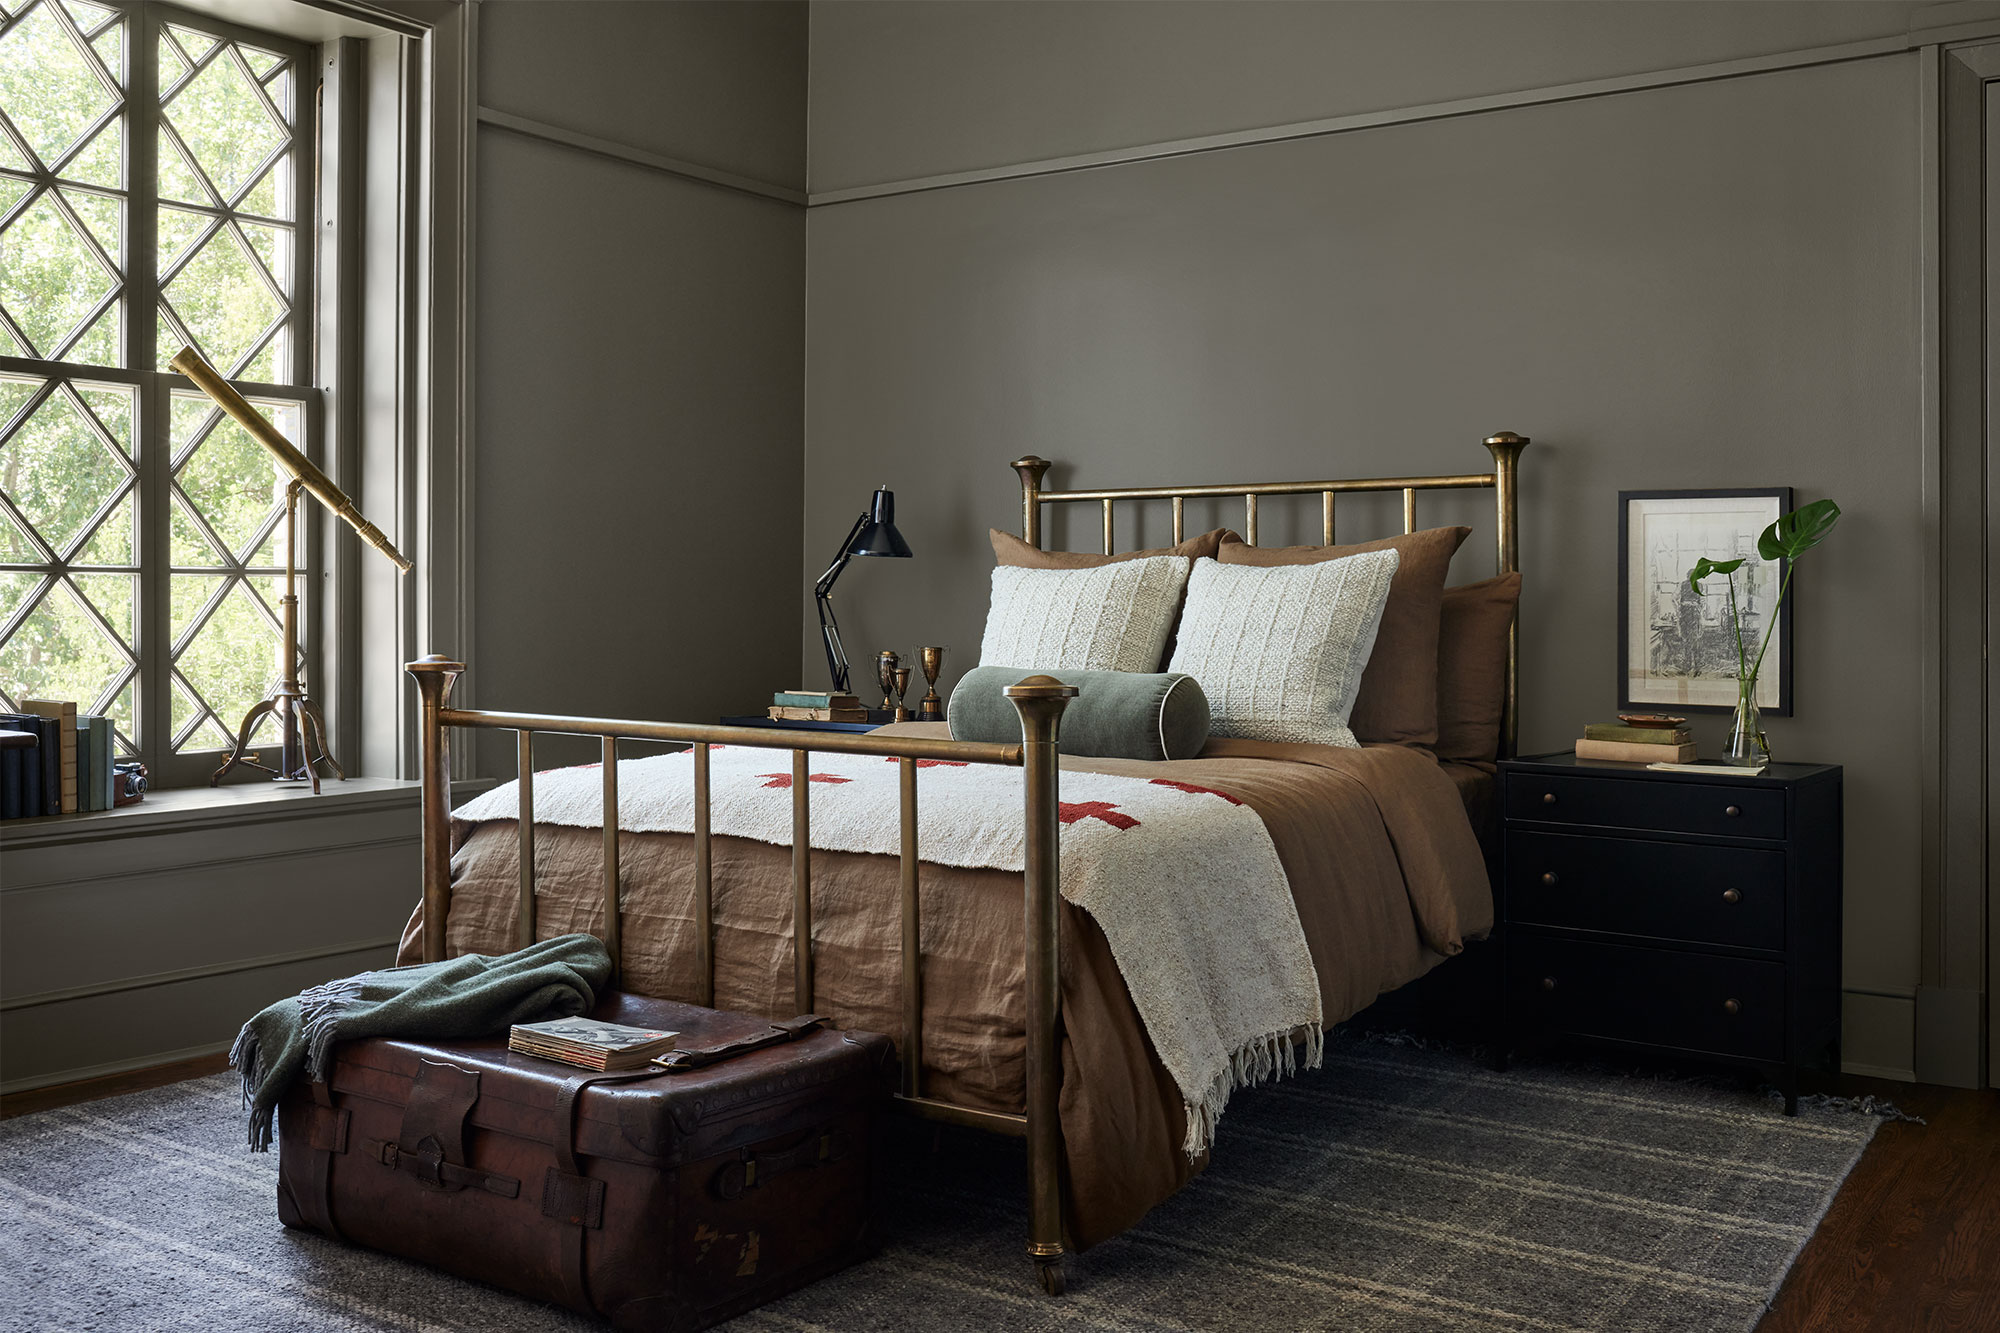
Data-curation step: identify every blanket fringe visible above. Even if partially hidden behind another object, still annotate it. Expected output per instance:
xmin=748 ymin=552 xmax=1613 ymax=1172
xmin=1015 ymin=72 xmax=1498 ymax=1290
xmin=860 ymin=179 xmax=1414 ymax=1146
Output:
xmin=300 ymin=976 xmax=365 ymax=1085
xmin=1181 ymin=1021 xmax=1323 ymax=1158
xmin=227 ymin=1022 xmax=270 ymax=1151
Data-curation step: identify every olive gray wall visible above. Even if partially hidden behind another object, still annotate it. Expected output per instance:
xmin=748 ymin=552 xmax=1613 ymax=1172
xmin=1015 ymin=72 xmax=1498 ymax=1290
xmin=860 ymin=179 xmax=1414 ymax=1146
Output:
xmin=475 ymin=0 xmax=806 ymax=771
xmin=803 ymin=2 xmax=1933 ymax=1076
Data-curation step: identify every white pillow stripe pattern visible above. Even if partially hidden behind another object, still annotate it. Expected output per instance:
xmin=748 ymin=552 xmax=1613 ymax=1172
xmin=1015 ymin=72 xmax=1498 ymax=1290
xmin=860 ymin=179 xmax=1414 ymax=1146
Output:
xmin=978 ymin=557 xmax=1191 ymax=674
xmin=1167 ymin=550 xmax=1401 ymax=747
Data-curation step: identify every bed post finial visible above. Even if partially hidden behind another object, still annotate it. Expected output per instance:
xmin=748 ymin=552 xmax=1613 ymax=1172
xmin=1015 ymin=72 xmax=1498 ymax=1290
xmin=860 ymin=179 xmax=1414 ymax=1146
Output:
xmin=1005 ymin=673 xmax=1078 ymax=1295
xmin=1483 ymin=433 xmax=1528 ymax=760
xmin=408 ymin=654 xmax=465 ymax=963
xmin=1012 ymin=456 xmax=1052 ymax=548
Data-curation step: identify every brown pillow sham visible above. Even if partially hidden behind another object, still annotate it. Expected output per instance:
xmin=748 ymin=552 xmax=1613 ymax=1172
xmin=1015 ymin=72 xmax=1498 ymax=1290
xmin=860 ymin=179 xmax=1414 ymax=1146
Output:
xmin=1217 ymin=526 xmax=1472 ymax=747
xmin=989 ymin=526 xmax=1240 ymax=568
xmin=1434 ymin=572 xmax=1521 ymax=764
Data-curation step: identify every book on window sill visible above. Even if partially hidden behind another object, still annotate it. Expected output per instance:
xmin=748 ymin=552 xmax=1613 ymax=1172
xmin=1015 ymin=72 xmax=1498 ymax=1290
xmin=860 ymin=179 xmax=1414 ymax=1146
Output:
xmin=21 ymin=699 xmax=77 ymax=813
xmin=1645 ymin=758 xmax=1770 ymax=776
xmin=508 ymin=1017 xmax=682 ymax=1071
xmin=768 ymin=706 xmax=870 ymax=722
xmin=1573 ymin=738 xmax=1697 ymax=764
xmin=0 ymin=712 xmax=54 ymax=815
xmin=773 ymin=690 xmax=862 ymax=710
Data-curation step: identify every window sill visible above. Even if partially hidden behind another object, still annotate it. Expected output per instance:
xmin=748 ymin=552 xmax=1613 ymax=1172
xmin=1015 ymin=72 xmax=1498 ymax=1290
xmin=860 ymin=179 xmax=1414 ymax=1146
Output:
xmin=0 ymin=777 xmax=494 ymax=852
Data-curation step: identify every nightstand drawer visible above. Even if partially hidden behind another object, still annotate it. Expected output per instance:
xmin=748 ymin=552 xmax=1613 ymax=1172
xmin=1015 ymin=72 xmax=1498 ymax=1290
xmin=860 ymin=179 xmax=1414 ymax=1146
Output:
xmin=1506 ymin=830 xmax=1785 ymax=951
xmin=1506 ymin=773 xmax=1785 ymax=840
xmin=1508 ymin=935 xmax=1785 ymax=1061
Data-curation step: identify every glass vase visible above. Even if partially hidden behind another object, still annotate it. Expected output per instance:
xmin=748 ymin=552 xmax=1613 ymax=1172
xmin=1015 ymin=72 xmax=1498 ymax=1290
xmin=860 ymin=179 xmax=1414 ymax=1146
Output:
xmin=1723 ymin=679 xmax=1770 ymax=768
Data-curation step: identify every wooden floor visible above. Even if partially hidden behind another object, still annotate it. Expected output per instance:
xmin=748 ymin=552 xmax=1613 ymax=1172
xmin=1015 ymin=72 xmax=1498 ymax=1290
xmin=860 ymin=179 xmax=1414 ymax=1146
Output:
xmin=5 ymin=1059 xmax=1995 ymax=1328
xmin=1759 ymin=1076 xmax=2000 ymax=1332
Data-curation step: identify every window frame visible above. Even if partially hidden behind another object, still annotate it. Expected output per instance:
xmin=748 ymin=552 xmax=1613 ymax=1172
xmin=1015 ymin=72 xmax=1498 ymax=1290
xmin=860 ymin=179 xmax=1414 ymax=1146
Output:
xmin=0 ymin=0 xmax=334 ymax=789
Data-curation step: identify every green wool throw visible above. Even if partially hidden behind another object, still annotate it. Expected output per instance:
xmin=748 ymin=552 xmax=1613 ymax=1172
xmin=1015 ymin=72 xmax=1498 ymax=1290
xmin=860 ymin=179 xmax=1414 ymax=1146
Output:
xmin=230 ymin=933 xmax=613 ymax=1151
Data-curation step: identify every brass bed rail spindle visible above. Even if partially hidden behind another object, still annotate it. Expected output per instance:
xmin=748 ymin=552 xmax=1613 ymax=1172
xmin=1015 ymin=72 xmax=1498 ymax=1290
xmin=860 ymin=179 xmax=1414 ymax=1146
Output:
xmin=1322 ymin=490 xmax=1336 ymax=544
xmin=602 ymin=737 xmax=621 ymax=981
xmin=1485 ymin=431 xmax=1529 ymax=759
xmin=1012 ymin=455 xmax=1051 ymax=548
xmin=1100 ymin=498 xmax=1114 ymax=555
xmin=1243 ymin=493 xmax=1258 ymax=545
xmin=1005 ymin=675 xmax=1079 ymax=1296
xmin=693 ymin=741 xmax=714 ymax=1007
xmin=1171 ymin=495 xmax=1184 ymax=544
xmin=899 ymin=756 xmax=922 ymax=1100
xmin=792 ymin=747 xmax=813 ymax=1014
xmin=1402 ymin=487 xmax=1417 ymax=534
xmin=516 ymin=731 xmax=536 ymax=949
xmin=410 ymin=656 xmax=462 ymax=964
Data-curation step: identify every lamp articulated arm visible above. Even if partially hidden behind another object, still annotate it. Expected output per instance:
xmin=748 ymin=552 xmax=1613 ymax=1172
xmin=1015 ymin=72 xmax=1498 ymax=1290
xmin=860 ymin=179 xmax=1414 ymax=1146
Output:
xmin=814 ymin=510 xmax=872 ymax=695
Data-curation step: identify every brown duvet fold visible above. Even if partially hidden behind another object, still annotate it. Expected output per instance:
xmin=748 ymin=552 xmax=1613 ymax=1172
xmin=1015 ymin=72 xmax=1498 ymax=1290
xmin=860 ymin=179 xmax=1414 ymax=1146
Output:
xmin=396 ymin=725 xmax=1491 ymax=1248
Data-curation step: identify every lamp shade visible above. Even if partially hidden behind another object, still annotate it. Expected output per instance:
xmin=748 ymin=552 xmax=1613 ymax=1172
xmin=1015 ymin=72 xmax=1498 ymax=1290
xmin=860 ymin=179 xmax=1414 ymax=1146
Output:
xmin=849 ymin=487 xmax=912 ymax=558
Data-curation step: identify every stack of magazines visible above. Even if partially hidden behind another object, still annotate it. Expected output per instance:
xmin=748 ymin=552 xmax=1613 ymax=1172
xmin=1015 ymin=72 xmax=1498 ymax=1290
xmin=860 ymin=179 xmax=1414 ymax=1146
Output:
xmin=508 ymin=1017 xmax=681 ymax=1071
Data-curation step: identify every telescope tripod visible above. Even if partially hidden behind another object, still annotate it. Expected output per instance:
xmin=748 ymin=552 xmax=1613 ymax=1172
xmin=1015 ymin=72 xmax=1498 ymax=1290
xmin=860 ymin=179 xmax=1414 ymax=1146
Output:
xmin=210 ymin=480 xmax=344 ymax=792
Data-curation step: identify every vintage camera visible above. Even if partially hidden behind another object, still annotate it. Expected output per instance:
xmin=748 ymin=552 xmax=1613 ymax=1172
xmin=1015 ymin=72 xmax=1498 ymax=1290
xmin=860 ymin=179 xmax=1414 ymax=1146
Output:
xmin=112 ymin=760 xmax=148 ymax=807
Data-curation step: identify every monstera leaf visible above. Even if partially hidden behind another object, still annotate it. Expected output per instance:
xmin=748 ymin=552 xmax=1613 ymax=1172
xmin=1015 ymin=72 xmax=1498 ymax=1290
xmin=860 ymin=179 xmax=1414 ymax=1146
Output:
xmin=1758 ymin=498 xmax=1841 ymax=562
xmin=1689 ymin=555 xmax=1745 ymax=593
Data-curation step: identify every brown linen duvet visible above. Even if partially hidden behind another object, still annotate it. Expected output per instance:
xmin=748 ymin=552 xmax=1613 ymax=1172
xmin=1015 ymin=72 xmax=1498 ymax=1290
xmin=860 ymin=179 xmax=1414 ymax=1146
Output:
xmin=395 ymin=723 xmax=1493 ymax=1248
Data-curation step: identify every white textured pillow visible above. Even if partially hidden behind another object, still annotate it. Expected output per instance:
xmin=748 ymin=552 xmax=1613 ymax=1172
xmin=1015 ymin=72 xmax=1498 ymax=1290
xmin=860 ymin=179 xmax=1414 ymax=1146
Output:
xmin=978 ymin=556 xmax=1191 ymax=673
xmin=1167 ymin=550 xmax=1402 ymax=747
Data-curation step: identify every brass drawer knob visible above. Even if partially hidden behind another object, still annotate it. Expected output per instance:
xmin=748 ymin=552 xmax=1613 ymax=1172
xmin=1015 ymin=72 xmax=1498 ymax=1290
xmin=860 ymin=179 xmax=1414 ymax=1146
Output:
xmin=1723 ymin=998 xmax=1741 ymax=1015
xmin=1725 ymin=804 xmax=1741 ymax=817
xmin=1541 ymin=871 xmax=1558 ymax=886
xmin=1542 ymin=792 xmax=1558 ymax=806
xmin=1722 ymin=888 xmax=1741 ymax=904
xmin=1541 ymin=976 xmax=1558 ymax=991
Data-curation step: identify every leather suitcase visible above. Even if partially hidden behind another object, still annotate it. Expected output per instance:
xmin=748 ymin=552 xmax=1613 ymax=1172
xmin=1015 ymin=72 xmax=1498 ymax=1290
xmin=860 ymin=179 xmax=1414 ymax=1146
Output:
xmin=275 ymin=992 xmax=894 ymax=1331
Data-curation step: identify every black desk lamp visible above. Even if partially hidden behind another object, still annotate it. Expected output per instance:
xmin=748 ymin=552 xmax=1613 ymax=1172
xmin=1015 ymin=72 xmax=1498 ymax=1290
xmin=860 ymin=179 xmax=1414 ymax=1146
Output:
xmin=815 ymin=486 xmax=912 ymax=693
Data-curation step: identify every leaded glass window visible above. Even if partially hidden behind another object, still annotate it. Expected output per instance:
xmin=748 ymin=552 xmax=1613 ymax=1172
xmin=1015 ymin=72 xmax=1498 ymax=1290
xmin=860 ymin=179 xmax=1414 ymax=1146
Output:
xmin=0 ymin=0 xmax=315 ymax=784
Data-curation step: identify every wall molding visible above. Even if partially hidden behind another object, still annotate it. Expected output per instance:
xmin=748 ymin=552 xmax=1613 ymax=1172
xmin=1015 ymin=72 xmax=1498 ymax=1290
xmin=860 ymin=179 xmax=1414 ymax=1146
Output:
xmin=806 ymin=19 xmax=2000 ymax=207
xmin=0 ymin=1040 xmax=234 ymax=1098
xmin=477 ymin=105 xmax=808 ymax=206
xmin=2 ymin=937 xmax=402 ymax=1013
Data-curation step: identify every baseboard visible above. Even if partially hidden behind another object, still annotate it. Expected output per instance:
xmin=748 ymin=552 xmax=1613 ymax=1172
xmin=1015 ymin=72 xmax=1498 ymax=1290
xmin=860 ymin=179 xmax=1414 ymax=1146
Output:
xmin=0 ymin=1039 xmax=232 ymax=1096
xmin=1841 ymin=989 xmax=1916 ymax=1081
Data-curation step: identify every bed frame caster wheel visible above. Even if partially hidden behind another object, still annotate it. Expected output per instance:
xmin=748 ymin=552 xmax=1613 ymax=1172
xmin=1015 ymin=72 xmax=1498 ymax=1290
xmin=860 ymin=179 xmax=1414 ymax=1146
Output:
xmin=1036 ymin=1256 xmax=1066 ymax=1296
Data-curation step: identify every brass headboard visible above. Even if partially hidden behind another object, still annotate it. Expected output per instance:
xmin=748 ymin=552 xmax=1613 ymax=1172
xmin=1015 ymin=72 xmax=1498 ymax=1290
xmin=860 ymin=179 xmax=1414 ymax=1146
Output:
xmin=1009 ymin=432 xmax=1529 ymax=758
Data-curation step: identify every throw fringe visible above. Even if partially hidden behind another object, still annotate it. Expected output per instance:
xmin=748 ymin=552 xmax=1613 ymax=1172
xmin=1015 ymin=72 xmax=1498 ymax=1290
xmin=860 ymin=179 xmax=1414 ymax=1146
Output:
xmin=300 ymin=975 xmax=365 ymax=1084
xmin=1776 ymin=1091 xmax=1926 ymax=1125
xmin=227 ymin=1022 xmax=270 ymax=1152
xmin=1182 ymin=1021 xmax=1323 ymax=1158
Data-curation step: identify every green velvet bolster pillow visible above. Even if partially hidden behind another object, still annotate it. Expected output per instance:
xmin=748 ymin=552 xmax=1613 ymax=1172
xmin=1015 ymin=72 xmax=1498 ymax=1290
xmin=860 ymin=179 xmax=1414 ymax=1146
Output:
xmin=948 ymin=665 xmax=1211 ymax=761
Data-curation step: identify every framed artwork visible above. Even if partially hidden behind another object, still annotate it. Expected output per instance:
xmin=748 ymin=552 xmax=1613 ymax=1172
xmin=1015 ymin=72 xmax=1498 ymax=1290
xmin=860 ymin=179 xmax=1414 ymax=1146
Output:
xmin=1618 ymin=488 xmax=1793 ymax=717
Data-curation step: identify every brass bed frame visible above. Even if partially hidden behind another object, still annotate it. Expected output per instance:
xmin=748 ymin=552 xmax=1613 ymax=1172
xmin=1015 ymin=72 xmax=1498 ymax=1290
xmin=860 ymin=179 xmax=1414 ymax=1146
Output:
xmin=409 ymin=431 xmax=1527 ymax=1296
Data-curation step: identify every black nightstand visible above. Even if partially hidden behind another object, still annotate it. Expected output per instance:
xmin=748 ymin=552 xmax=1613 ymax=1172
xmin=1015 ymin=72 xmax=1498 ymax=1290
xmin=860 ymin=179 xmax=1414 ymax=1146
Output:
xmin=1496 ymin=752 xmax=1843 ymax=1113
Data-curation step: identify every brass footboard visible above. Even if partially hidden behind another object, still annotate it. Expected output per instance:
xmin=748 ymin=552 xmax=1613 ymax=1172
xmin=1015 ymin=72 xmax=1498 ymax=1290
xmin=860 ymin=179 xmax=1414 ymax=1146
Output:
xmin=408 ymin=659 xmax=1079 ymax=1294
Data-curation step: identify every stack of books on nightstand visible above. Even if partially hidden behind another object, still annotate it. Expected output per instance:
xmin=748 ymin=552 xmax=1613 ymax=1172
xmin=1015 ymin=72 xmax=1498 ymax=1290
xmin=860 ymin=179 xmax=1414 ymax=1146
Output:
xmin=768 ymin=690 xmax=868 ymax=723
xmin=1574 ymin=720 xmax=1696 ymax=764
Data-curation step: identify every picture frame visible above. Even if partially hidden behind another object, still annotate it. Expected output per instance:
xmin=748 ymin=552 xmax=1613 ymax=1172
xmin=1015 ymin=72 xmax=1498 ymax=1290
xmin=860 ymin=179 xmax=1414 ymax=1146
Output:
xmin=1617 ymin=488 xmax=1793 ymax=717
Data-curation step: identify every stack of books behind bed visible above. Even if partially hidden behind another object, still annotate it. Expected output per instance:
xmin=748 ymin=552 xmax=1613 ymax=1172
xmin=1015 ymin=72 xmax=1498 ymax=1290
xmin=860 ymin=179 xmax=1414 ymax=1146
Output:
xmin=1574 ymin=721 xmax=1696 ymax=764
xmin=768 ymin=690 xmax=868 ymax=722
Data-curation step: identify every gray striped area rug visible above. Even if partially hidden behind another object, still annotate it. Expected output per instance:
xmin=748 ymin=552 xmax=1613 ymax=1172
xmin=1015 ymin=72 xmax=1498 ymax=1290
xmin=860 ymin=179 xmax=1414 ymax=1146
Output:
xmin=0 ymin=1036 xmax=1874 ymax=1332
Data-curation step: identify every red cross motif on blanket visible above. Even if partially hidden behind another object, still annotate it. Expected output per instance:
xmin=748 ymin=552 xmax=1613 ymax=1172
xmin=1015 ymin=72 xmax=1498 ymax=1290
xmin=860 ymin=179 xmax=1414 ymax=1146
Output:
xmin=758 ymin=772 xmax=853 ymax=789
xmin=1058 ymin=800 xmax=1140 ymax=830
xmin=883 ymin=757 xmax=968 ymax=768
xmin=1149 ymin=778 xmax=1244 ymax=806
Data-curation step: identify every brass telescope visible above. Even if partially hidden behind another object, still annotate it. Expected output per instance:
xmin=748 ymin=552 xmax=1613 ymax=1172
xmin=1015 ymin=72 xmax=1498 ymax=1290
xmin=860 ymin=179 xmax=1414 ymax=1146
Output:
xmin=169 ymin=346 xmax=411 ymax=573
xmin=169 ymin=346 xmax=412 ymax=789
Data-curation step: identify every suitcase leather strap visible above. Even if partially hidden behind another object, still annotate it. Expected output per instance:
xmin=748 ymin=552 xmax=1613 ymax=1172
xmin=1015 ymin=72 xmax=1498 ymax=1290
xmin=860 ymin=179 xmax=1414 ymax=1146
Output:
xmin=651 ymin=1014 xmax=827 ymax=1072
xmin=710 ymin=1129 xmax=851 ymax=1200
xmin=302 ymin=1080 xmax=348 ymax=1243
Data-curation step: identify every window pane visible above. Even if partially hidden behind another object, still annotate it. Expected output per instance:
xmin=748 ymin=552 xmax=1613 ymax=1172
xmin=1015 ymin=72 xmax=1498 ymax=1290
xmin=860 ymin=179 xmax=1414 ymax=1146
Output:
xmin=0 ymin=2 xmax=116 ymax=169
xmin=162 ymin=46 xmax=286 ymax=203
xmin=172 ymin=392 xmax=296 ymax=558
xmin=160 ymin=226 xmax=285 ymax=376
xmin=0 ymin=576 xmax=129 ymax=714
xmin=0 ymin=388 xmax=130 ymax=556
xmin=174 ymin=579 xmax=282 ymax=751
xmin=1 ymin=192 xmax=117 ymax=359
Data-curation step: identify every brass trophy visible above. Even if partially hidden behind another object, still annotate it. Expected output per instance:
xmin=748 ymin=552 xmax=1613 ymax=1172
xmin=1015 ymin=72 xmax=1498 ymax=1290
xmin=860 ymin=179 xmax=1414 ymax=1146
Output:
xmin=876 ymin=649 xmax=901 ymax=716
xmin=169 ymin=346 xmax=413 ymax=791
xmin=892 ymin=667 xmax=914 ymax=722
xmin=918 ymin=645 xmax=947 ymax=720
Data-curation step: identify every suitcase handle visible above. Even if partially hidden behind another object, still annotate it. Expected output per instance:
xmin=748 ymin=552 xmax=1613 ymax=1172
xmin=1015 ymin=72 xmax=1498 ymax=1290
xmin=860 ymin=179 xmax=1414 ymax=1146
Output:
xmin=710 ymin=1129 xmax=851 ymax=1201
xmin=652 ymin=1014 xmax=827 ymax=1072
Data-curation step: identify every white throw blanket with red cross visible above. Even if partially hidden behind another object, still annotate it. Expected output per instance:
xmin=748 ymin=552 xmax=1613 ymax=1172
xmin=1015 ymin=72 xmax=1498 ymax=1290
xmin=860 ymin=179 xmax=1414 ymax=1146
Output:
xmin=453 ymin=744 xmax=1320 ymax=1155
